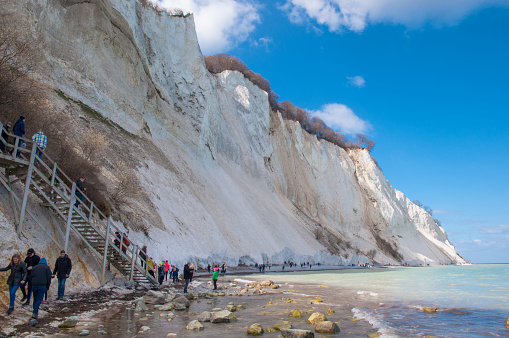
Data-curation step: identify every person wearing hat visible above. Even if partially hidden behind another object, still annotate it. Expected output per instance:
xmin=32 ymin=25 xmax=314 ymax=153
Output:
xmin=22 ymin=248 xmax=40 ymax=306
xmin=29 ymin=257 xmax=52 ymax=320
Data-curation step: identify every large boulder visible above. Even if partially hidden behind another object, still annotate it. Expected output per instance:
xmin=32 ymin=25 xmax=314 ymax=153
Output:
xmin=247 ymin=323 xmax=264 ymax=336
xmin=315 ymin=321 xmax=340 ymax=334
xmin=307 ymin=312 xmax=327 ymax=325
xmin=280 ymin=329 xmax=314 ymax=338
xmin=186 ymin=320 xmax=204 ymax=331
xmin=210 ymin=310 xmax=236 ymax=323
xmin=144 ymin=290 xmax=166 ymax=304
xmin=197 ymin=311 xmax=212 ymax=322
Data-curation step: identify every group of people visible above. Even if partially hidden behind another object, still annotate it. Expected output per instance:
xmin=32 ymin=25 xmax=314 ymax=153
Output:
xmin=1 ymin=248 xmax=72 ymax=320
xmin=1 ymin=116 xmax=47 ymax=159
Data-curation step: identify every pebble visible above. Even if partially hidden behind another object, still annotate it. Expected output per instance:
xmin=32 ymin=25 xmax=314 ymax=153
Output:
xmin=79 ymin=330 xmax=90 ymax=336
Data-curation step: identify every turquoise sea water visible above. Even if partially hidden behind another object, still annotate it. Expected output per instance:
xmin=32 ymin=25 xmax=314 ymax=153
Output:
xmin=258 ymin=264 xmax=509 ymax=337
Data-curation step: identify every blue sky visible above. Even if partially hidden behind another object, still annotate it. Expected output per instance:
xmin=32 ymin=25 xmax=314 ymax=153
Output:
xmin=156 ymin=0 xmax=509 ymax=263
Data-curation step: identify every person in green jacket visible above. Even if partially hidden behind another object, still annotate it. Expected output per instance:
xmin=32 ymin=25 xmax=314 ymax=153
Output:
xmin=212 ymin=265 xmax=219 ymax=290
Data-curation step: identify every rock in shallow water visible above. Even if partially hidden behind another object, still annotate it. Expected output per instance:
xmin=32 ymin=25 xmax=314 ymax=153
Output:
xmin=280 ymin=328 xmax=314 ymax=338
xmin=307 ymin=312 xmax=326 ymax=325
xmin=273 ymin=321 xmax=292 ymax=330
xmin=315 ymin=321 xmax=340 ymax=334
xmin=197 ymin=311 xmax=211 ymax=322
xmin=288 ymin=309 xmax=302 ymax=318
xmin=505 ymin=316 xmax=509 ymax=329
xmin=186 ymin=320 xmax=204 ymax=331
xmin=422 ymin=307 xmax=439 ymax=313
xmin=247 ymin=323 xmax=264 ymax=336
xmin=210 ymin=310 xmax=236 ymax=323
xmin=79 ymin=330 xmax=90 ymax=336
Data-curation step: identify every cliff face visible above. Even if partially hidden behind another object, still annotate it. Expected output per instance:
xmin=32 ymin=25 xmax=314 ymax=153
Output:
xmin=0 ymin=0 xmax=464 ymax=272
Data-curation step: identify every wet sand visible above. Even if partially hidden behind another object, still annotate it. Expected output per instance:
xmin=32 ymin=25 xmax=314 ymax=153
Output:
xmin=1 ymin=272 xmax=381 ymax=337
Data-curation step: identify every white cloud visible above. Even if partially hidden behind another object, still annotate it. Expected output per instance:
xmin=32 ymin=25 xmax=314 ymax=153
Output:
xmin=311 ymin=103 xmax=370 ymax=134
xmin=279 ymin=0 xmax=509 ymax=33
xmin=252 ymin=37 xmax=272 ymax=51
xmin=347 ymin=75 xmax=365 ymax=88
xmin=154 ymin=0 xmax=260 ymax=54
xmin=477 ymin=224 xmax=509 ymax=234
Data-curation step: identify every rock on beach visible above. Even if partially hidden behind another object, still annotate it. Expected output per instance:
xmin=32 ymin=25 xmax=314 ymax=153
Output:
xmin=144 ymin=290 xmax=166 ymax=304
xmin=315 ymin=321 xmax=340 ymax=334
xmin=247 ymin=323 xmax=264 ymax=336
xmin=58 ymin=318 xmax=78 ymax=329
xmin=289 ymin=309 xmax=302 ymax=318
xmin=210 ymin=310 xmax=236 ymax=323
xmin=280 ymin=328 xmax=315 ymax=338
xmin=307 ymin=312 xmax=327 ymax=325
xmin=186 ymin=320 xmax=204 ymax=331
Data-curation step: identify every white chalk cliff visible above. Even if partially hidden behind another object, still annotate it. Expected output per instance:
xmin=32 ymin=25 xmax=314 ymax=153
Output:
xmin=1 ymin=0 xmax=465 ymax=281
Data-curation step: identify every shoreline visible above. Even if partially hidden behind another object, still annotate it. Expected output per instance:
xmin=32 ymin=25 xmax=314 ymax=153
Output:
xmin=0 ymin=273 xmax=381 ymax=337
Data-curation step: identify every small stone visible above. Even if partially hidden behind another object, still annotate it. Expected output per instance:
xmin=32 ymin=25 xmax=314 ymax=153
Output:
xmin=280 ymin=328 xmax=314 ymax=338
xmin=98 ymin=325 xmax=105 ymax=329
xmin=247 ymin=323 xmax=264 ymax=336
xmin=325 ymin=307 xmax=335 ymax=314
xmin=228 ymin=302 xmax=235 ymax=305
xmin=267 ymin=327 xmax=277 ymax=332
xmin=270 ymin=284 xmax=280 ymax=289
xmin=61 ymin=307 xmax=71 ymax=313
xmin=367 ymin=333 xmax=382 ymax=338
xmin=167 ymin=334 xmax=177 ymax=337
xmin=307 ymin=312 xmax=326 ymax=325
xmin=98 ymin=330 xmax=108 ymax=335
xmin=135 ymin=300 xmax=149 ymax=312
xmin=273 ymin=321 xmax=292 ymax=330
xmin=197 ymin=311 xmax=211 ymax=322
xmin=79 ymin=330 xmax=90 ymax=336
xmin=173 ymin=295 xmax=191 ymax=308
xmin=226 ymin=304 xmax=236 ymax=312
xmin=173 ymin=303 xmax=187 ymax=311
xmin=155 ymin=304 xmax=174 ymax=311
xmin=260 ymin=280 xmax=273 ymax=286
xmin=315 ymin=321 xmax=340 ymax=334
xmin=289 ymin=309 xmax=302 ymax=318
xmin=212 ymin=308 xmax=223 ymax=312
xmin=422 ymin=307 xmax=439 ymax=313
xmin=185 ymin=292 xmax=196 ymax=300
xmin=140 ymin=326 xmax=150 ymax=332
xmin=58 ymin=318 xmax=78 ymax=329
xmin=29 ymin=318 xmax=38 ymax=327
xmin=186 ymin=320 xmax=204 ymax=331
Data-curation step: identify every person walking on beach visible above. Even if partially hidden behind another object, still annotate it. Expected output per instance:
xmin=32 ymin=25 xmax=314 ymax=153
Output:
xmin=0 ymin=253 xmax=27 ymax=314
xmin=158 ymin=262 xmax=165 ymax=285
xmin=207 ymin=264 xmax=211 ymax=274
xmin=164 ymin=260 xmax=170 ymax=281
xmin=172 ymin=265 xmax=179 ymax=283
xmin=212 ymin=265 xmax=219 ymax=290
xmin=52 ymin=250 xmax=72 ymax=300
xmin=183 ymin=262 xmax=194 ymax=294
xmin=29 ymin=257 xmax=52 ymax=320
xmin=31 ymin=130 xmax=47 ymax=162
xmin=22 ymin=248 xmax=40 ymax=306
xmin=1 ymin=121 xmax=12 ymax=153
xmin=74 ymin=177 xmax=85 ymax=208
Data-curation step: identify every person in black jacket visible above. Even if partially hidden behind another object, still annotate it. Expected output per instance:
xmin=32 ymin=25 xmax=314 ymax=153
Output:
xmin=0 ymin=253 xmax=27 ymax=314
xmin=9 ymin=116 xmax=26 ymax=157
xmin=52 ymin=250 xmax=72 ymax=300
xmin=183 ymin=262 xmax=194 ymax=294
xmin=1 ymin=121 xmax=12 ymax=153
xmin=30 ymin=257 xmax=52 ymax=320
xmin=139 ymin=245 xmax=147 ymax=268
xmin=22 ymin=248 xmax=40 ymax=306
xmin=74 ymin=177 xmax=85 ymax=208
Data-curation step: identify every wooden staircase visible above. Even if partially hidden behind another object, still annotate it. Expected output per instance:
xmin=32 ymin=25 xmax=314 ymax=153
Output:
xmin=0 ymin=127 xmax=158 ymax=285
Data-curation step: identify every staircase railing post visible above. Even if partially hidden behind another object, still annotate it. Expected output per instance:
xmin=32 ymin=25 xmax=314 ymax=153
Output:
xmin=130 ymin=244 xmax=137 ymax=281
xmin=88 ymin=202 xmax=94 ymax=223
xmin=18 ymin=143 xmax=38 ymax=236
xmin=101 ymin=217 xmax=112 ymax=286
xmin=64 ymin=182 xmax=76 ymax=252
xmin=11 ymin=136 xmax=19 ymax=159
